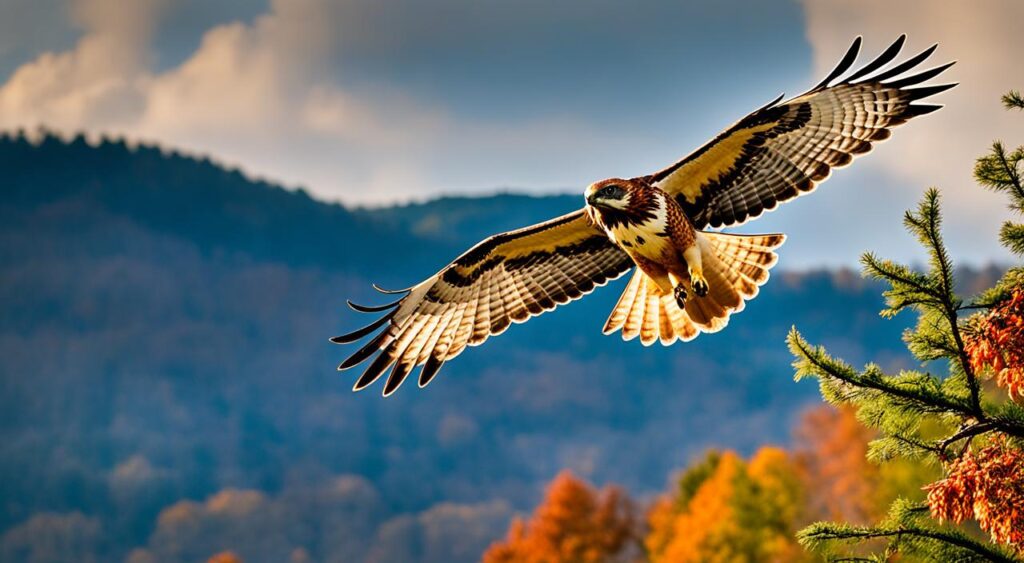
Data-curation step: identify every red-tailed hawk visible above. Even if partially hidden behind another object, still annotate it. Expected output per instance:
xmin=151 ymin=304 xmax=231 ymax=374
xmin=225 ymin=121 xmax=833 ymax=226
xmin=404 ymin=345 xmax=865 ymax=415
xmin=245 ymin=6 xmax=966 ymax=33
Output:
xmin=334 ymin=36 xmax=954 ymax=395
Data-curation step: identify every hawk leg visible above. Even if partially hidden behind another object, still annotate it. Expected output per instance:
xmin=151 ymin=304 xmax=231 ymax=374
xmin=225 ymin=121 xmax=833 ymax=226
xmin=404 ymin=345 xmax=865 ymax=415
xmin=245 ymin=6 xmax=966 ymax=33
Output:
xmin=683 ymin=246 xmax=709 ymax=297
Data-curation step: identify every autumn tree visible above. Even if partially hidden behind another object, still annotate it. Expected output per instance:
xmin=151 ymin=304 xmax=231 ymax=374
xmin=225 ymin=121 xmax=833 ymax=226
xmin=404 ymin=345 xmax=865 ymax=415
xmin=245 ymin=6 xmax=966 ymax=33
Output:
xmin=207 ymin=551 xmax=243 ymax=563
xmin=795 ymin=404 xmax=942 ymax=528
xmin=790 ymin=92 xmax=1024 ymax=560
xmin=795 ymin=405 xmax=881 ymax=524
xmin=483 ymin=470 xmax=638 ymax=563
xmin=645 ymin=448 xmax=810 ymax=563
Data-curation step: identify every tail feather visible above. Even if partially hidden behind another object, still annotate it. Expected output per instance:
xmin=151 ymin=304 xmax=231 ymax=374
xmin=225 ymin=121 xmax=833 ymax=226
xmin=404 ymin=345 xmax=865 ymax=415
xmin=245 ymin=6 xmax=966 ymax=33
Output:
xmin=603 ymin=232 xmax=784 ymax=345
xmin=657 ymin=299 xmax=675 ymax=345
xmin=621 ymin=274 xmax=648 ymax=341
xmin=604 ymin=268 xmax=640 ymax=335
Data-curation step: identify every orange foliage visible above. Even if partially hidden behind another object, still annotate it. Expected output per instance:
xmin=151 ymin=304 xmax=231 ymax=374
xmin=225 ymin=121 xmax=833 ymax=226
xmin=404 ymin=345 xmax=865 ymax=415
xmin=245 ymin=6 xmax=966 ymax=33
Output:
xmin=483 ymin=470 xmax=636 ymax=563
xmin=925 ymin=438 xmax=1024 ymax=552
xmin=646 ymin=448 xmax=809 ymax=563
xmin=207 ymin=551 xmax=243 ymax=563
xmin=794 ymin=405 xmax=880 ymax=523
xmin=966 ymin=288 xmax=1024 ymax=401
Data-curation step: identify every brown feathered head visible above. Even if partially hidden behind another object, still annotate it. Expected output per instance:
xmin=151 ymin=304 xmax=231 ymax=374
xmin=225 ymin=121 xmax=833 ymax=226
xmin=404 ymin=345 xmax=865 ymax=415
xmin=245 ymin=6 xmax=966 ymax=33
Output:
xmin=584 ymin=178 xmax=658 ymax=231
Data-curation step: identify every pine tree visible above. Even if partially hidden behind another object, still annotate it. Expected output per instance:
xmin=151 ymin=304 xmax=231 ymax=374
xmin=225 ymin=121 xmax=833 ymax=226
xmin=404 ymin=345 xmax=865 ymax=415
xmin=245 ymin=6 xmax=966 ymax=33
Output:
xmin=789 ymin=93 xmax=1024 ymax=561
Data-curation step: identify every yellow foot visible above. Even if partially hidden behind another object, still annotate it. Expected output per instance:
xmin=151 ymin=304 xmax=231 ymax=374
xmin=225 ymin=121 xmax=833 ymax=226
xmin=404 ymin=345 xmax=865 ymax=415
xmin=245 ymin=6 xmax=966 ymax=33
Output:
xmin=690 ymin=271 xmax=709 ymax=297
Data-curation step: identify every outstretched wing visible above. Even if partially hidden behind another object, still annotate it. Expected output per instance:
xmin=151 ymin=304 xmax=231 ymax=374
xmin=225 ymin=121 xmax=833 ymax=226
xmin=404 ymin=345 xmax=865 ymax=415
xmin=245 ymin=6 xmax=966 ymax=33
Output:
xmin=647 ymin=35 xmax=956 ymax=229
xmin=332 ymin=209 xmax=632 ymax=396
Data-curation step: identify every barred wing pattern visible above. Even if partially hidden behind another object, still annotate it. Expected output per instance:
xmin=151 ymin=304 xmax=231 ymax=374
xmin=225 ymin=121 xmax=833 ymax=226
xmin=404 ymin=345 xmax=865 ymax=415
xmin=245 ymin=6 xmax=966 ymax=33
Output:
xmin=648 ymin=35 xmax=956 ymax=229
xmin=332 ymin=210 xmax=632 ymax=396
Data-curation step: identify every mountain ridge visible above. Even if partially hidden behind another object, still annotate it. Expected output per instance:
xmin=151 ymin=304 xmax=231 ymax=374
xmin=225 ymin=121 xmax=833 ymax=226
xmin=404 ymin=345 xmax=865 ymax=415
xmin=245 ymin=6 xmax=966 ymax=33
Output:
xmin=0 ymin=133 xmax=1003 ymax=562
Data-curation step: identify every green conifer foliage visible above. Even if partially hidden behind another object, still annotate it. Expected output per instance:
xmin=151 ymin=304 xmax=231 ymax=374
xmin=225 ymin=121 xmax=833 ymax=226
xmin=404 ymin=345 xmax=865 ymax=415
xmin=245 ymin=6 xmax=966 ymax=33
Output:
xmin=789 ymin=94 xmax=1024 ymax=561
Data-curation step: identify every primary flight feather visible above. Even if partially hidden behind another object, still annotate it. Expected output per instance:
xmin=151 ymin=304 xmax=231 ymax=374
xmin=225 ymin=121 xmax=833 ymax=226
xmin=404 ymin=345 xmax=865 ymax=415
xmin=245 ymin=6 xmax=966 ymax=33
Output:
xmin=333 ymin=36 xmax=955 ymax=396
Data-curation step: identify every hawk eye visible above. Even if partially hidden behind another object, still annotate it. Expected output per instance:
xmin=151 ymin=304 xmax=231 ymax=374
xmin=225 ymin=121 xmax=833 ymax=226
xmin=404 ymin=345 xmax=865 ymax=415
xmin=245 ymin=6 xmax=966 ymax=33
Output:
xmin=600 ymin=185 xmax=622 ymax=198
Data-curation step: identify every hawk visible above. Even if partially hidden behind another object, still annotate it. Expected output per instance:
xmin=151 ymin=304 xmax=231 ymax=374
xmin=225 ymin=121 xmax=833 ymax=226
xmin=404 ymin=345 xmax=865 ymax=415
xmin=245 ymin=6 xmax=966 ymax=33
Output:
xmin=333 ymin=36 xmax=954 ymax=396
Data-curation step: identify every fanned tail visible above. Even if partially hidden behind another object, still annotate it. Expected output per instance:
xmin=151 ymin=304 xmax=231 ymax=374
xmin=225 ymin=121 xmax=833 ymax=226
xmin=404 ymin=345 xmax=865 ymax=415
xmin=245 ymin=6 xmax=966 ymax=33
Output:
xmin=603 ymin=270 xmax=698 ymax=346
xmin=603 ymin=232 xmax=784 ymax=345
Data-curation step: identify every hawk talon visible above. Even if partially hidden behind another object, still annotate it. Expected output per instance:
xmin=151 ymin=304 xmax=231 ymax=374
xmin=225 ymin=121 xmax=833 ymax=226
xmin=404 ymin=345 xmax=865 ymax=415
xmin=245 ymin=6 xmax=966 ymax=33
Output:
xmin=673 ymin=285 xmax=688 ymax=308
xmin=691 ymin=275 xmax=709 ymax=298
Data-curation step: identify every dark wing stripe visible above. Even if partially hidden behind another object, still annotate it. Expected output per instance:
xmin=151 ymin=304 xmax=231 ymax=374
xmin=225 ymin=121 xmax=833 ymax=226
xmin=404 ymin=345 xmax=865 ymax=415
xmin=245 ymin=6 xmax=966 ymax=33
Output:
xmin=648 ymin=36 xmax=954 ymax=230
xmin=333 ymin=209 xmax=632 ymax=395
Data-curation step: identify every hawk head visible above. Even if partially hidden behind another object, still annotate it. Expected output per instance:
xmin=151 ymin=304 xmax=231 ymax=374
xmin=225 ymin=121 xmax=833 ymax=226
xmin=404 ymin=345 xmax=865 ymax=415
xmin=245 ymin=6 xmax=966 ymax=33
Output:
xmin=584 ymin=178 xmax=657 ymax=231
xmin=585 ymin=178 xmax=632 ymax=211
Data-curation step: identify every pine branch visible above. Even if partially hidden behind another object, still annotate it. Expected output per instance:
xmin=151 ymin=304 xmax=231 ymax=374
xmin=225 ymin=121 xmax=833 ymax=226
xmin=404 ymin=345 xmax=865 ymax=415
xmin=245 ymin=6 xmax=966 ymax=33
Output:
xmin=789 ymin=329 xmax=972 ymax=416
xmin=798 ymin=522 xmax=1019 ymax=563
xmin=1004 ymin=90 xmax=1024 ymax=110
xmin=976 ymin=142 xmax=1024 ymax=203
xmin=1001 ymin=222 xmax=1024 ymax=256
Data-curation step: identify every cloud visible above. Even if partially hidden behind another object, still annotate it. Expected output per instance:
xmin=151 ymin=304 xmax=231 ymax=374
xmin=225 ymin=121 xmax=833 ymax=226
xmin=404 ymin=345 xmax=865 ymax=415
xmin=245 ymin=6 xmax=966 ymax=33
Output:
xmin=0 ymin=512 xmax=102 ymax=563
xmin=0 ymin=0 xmax=638 ymax=204
xmin=1 ymin=0 xmax=1018 ymax=264
xmin=127 ymin=474 xmax=512 ymax=563
xmin=796 ymin=0 xmax=1024 ymax=263
xmin=0 ymin=0 xmax=167 ymax=130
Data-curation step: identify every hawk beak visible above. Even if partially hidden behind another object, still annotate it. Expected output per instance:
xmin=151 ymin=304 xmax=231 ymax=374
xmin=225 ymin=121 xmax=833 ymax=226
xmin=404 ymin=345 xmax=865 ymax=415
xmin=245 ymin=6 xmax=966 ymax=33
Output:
xmin=585 ymin=192 xmax=600 ymax=206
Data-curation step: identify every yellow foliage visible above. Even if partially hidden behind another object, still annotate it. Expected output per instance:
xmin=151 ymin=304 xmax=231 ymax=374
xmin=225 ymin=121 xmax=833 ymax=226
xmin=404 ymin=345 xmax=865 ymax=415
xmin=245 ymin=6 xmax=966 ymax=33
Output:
xmin=647 ymin=449 xmax=812 ymax=563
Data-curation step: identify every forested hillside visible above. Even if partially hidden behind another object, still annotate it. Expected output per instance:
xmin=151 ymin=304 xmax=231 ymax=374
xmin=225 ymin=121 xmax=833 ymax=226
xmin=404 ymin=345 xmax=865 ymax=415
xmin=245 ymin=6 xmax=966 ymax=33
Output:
xmin=0 ymin=133 xmax=1002 ymax=562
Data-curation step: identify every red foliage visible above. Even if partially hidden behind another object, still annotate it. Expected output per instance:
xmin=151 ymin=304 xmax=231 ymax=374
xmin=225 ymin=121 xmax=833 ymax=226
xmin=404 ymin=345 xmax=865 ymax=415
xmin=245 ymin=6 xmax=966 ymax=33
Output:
xmin=965 ymin=289 xmax=1024 ymax=401
xmin=925 ymin=438 xmax=1024 ymax=552
xmin=483 ymin=471 xmax=636 ymax=563
xmin=207 ymin=552 xmax=243 ymax=563
xmin=794 ymin=405 xmax=879 ymax=523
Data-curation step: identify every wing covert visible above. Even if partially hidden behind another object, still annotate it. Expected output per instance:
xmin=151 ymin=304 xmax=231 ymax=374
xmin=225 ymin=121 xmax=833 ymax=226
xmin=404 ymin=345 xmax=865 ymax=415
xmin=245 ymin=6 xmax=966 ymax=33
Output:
xmin=332 ymin=209 xmax=632 ymax=396
xmin=647 ymin=35 xmax=956 ymax=229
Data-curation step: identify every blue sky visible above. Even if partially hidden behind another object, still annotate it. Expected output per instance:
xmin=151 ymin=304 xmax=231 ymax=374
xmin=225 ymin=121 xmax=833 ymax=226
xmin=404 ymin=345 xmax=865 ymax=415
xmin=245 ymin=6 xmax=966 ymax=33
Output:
xmin=0 ymin=0 xmax=1021 ymax=267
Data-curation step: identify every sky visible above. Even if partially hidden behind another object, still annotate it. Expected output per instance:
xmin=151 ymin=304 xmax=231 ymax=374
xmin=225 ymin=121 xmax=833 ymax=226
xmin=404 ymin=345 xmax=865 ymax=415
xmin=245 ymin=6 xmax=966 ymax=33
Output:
xmin=0 ymin=0 xmax=1021 ymax=267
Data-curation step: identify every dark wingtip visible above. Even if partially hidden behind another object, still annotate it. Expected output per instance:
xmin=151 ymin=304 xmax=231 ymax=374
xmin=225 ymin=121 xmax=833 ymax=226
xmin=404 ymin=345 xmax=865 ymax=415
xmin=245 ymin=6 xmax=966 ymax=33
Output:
xmin=884 ymin=60 xmax=956 ymax=89
xmin=347 ymin=297 xmax=403 ymax=313
xmin=846 ymin=34 xmax=906 ymax=83
xmin=372 ymin=283 xmax=410 ymax=295
xmin=353 ymin=352 xmax=393 ymax=391
xmin=338 ymin=333 xmax=390 ymax=370
xmin=905 ymin=82 xmax=958 ymax=101
xmin=755 ymin=92 xmax=786 ymax=112
xmin=418 ymin=355 xmax=444 ymax=388
xmin=813 ymin=36 xmax=862 ymax=91
xmin=382 ymin=362 xmax=413 ymax=397
xmin=871 ymin=43 xmax=939 ymax=82
xmin=330 ymin=314 xmax=393 ymax=344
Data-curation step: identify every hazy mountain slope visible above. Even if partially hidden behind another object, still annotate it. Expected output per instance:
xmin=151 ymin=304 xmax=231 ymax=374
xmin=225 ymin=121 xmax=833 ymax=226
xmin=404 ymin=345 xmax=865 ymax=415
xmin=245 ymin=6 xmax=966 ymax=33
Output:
xmin=0 ymin=133 xmax=1000 ymax=562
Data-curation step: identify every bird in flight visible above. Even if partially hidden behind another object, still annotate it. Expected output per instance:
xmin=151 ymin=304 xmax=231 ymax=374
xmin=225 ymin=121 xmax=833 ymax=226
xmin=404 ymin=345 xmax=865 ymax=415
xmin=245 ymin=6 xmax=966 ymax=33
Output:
xmin=333 ymin=36 xmax=955 ymax=396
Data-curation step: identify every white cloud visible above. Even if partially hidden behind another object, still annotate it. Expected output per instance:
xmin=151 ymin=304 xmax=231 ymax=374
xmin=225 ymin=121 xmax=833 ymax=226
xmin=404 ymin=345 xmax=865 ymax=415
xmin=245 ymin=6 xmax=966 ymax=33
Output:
xmin=0 ymin=0 xmax=635 ymax=204
xmin=1 ymin=0 xmax=1019 ymax=264
xmin=0 ymin=0 xmax=167 ymax=130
